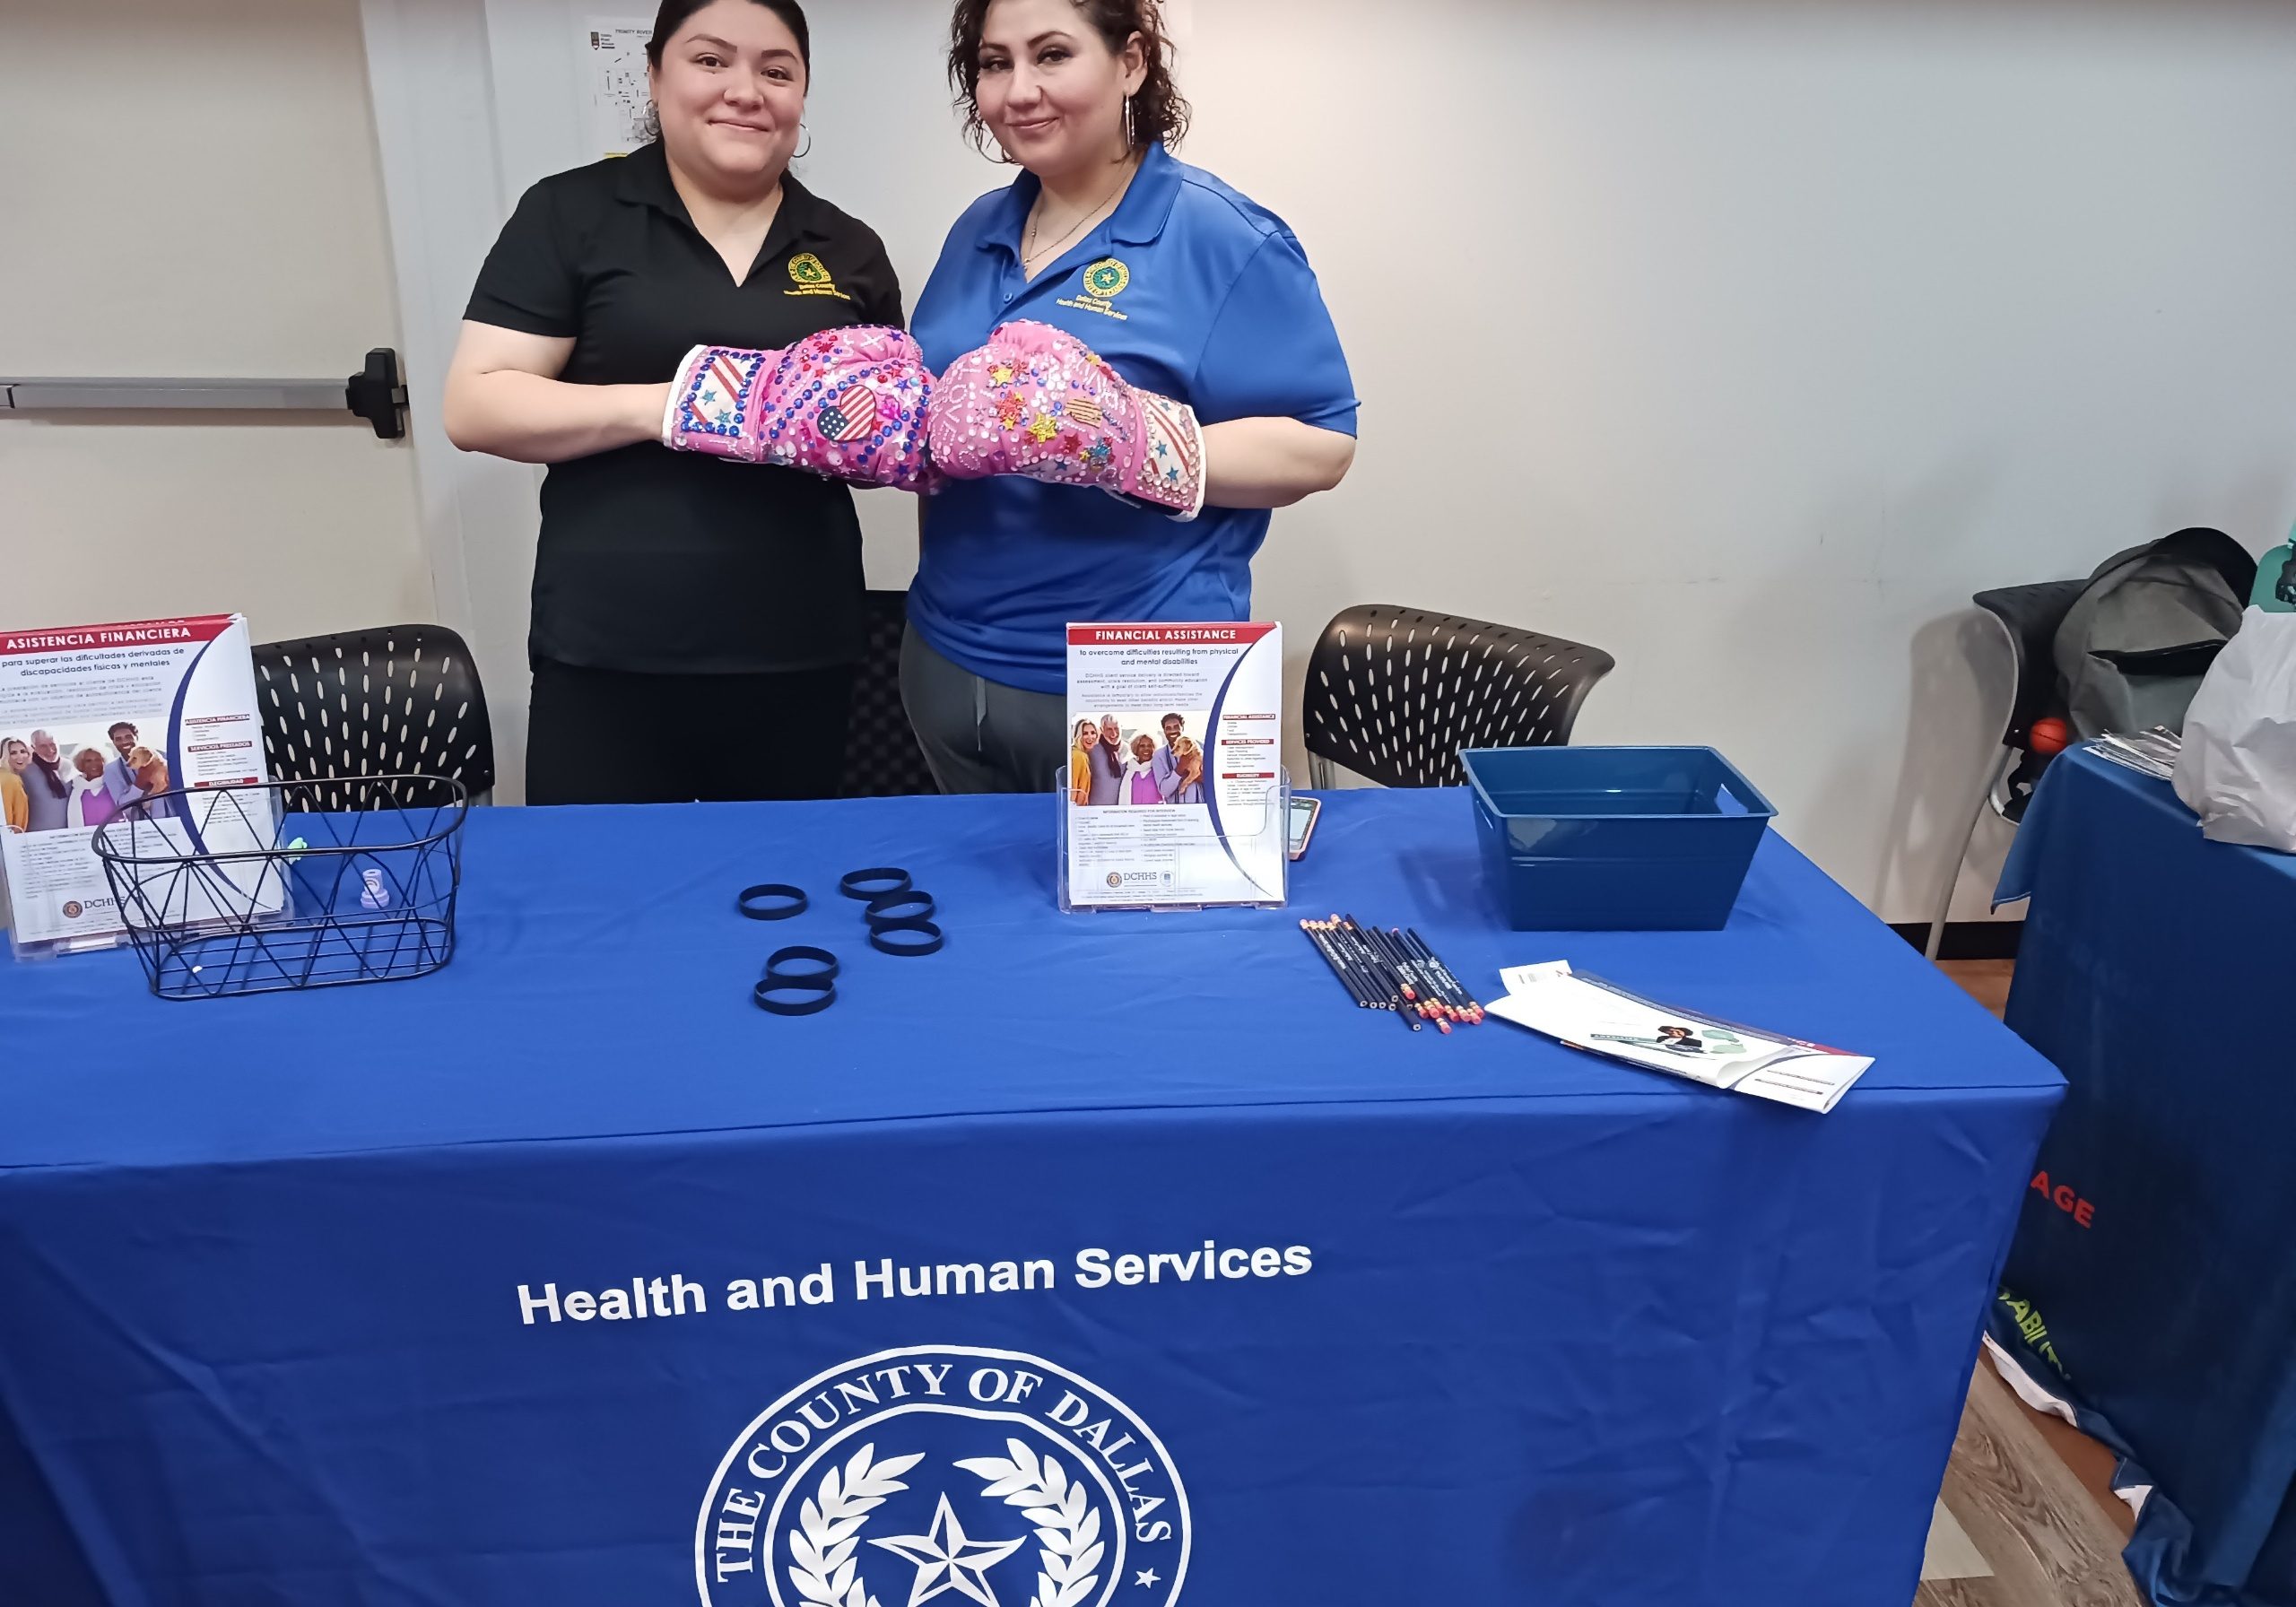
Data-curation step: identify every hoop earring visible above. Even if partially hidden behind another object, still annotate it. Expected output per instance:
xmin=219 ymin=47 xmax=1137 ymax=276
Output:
xmin=794 ymin=122 xmax=812 ymax=161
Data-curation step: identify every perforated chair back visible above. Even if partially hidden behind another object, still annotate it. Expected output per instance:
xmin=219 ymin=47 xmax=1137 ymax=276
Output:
xmin=252 ymin=625 xmax=496 ymax=810
xmin=840 ymin=590 xmax=939 ymax=797
xmin=1303 ymin=605 xmax=1615 ymax=788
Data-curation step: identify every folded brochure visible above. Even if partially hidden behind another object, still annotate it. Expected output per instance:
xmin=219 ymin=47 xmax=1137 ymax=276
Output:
xmin=1484 ymin=961 xmax=1873 ymax=1113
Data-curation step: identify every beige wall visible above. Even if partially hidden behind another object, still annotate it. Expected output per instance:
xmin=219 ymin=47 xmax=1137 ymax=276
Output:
xmin=1172 ymin=0 xmax=2296 ymax=921
xmin=0 ymin=0 xmax=430 ymax=642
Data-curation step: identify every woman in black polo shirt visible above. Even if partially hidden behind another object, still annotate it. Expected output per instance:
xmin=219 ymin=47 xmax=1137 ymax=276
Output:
xmin=442 ymin=0 xmax=902 ymax=804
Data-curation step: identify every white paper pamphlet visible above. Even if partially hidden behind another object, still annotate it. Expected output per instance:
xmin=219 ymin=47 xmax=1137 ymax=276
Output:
xmin=0 ymin=614 xmax=279 ymax=953
xmin=1063 ymin=621 xmax=1285 ymax=909
xmin=581 ymin=19 xmax=656 ymax=159
xmin=1485 ymin=960 xmax=1874 ymax=1113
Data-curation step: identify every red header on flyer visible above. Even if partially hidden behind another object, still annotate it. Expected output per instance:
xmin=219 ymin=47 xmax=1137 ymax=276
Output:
xmin=1066 ymin=622 xmax=1280 ymax=647
xmin=0 ymin=615 xmax=239 ymax=657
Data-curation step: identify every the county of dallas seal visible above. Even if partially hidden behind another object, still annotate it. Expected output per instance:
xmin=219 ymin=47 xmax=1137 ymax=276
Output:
xmin=698 ymin=1345 xmax=1189 ymax=1607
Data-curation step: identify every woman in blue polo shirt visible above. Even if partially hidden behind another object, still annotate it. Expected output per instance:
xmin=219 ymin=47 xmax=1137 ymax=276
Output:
xmin=903 ymin=0 xmax=1358 ymax=794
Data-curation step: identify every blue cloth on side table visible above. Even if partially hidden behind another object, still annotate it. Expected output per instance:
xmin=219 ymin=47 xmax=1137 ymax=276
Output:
xmin=0 ymin=788 xmax=2059 ymax=1607
xmin=1994 ymin=744 xmax=2296 ymax=1607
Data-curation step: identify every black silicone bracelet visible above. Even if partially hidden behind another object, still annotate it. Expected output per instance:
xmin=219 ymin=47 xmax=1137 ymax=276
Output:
xmin=868 ymin=919 xmax=945 ymax=958
xmin=864 ymin=889 xmax=937 ymax=927
xmin=839 ymin=866 xmax=912 ymax=900
xmin=753 ymin=976 xmax=837 ymax=1016
xmin=763 ymin=945 xmax=839 ymax=985
xmin=737 ymin=883 xmax=809 ymax=921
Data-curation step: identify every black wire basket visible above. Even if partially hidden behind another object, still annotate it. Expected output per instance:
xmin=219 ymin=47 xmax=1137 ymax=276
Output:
xmin=91 ymin=775 xmax=467 ymax=1001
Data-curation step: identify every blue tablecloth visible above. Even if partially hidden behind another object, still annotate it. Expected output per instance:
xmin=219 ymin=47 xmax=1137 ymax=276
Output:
xmin=0 ymin=788 xmax=2060 ymax=1607
xmin=1993 ymin=746 xmax=2296 ymax=1607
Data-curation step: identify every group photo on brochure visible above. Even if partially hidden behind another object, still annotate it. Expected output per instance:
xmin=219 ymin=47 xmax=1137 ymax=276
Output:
xmin=0 ymin=722 xmax=174 ymax=835
xmin=1070 ymin=712 xmax=1209 ymax=807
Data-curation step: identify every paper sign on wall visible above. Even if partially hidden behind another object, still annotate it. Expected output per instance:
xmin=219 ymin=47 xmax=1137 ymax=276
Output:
xmin=582 ymin=19 xmax=656 ymax=159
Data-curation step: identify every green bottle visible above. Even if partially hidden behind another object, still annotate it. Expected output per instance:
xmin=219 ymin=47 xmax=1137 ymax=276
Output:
xmin=2255 ymin=527 xmax=2296 ymax=612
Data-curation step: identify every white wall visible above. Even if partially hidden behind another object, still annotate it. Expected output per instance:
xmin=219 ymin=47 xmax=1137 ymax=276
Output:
xmin=0 ymin=0 xmax=430 ymax=643
xmin=374 ymin=0 xmax=2296 ymax=916
xmin=1180 ymin=0 xmax=2296 ymax=922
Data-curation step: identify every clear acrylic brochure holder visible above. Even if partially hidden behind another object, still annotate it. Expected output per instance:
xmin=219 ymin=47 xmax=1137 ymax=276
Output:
xmin=1054 ymin=765 xmax=1291 ymax=913
xmin=6 ymin=781 xmax=280 ymax=962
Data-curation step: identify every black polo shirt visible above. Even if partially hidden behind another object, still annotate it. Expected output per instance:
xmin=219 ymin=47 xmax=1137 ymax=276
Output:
xmin=465 ymin=141 xmax=903 ymax=674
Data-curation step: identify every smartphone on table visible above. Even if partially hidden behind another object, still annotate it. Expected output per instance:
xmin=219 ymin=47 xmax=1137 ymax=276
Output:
xmin=1288 ymin=795 xmax=1321 ymax=861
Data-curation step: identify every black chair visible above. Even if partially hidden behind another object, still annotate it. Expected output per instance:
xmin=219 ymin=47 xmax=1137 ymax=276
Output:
xmin=1302 ymin=604 xmax=1615 ymax=789
xmin=1922 ymin=580 xmax=2087 ymax=960
xmin=251 ymin=624 xmax=496 ymax=810
xmin=839 ymin=590 xmax=939 ymax=798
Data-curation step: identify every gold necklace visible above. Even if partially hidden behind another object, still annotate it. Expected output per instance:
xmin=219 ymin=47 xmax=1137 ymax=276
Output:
xmin=1023 ymin=165 xmax=1135 ymax=272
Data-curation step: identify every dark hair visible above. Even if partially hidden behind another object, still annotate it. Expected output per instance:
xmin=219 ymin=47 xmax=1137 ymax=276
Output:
xmin=109 ymin=721 xmax=136 ymax=740
xmin=645 ymin=0 xmax=812 ymax=76
xmin=947 ymin=0 xmax=1190 ymax=158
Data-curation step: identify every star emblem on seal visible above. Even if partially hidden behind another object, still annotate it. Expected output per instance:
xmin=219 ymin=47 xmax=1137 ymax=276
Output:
xmin=869 ymin=1493 xmax=1027 ymax=1607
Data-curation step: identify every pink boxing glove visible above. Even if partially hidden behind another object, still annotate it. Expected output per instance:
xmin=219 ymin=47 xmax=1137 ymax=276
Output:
xmin=662 ymin=326 xmax=936 ymax=492
xmin=926 ymin=321 xmax=1206 ymax=520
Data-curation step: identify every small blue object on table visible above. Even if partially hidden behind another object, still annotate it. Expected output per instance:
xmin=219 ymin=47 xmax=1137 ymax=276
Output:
xmin=0 ymin=787 xmax=2059 ymax=1607
xmin=1992 ymin=743 xmax=2296 ymax=1607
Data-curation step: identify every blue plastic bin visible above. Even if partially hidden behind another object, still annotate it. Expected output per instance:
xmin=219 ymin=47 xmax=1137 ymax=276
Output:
xmin=1461 ymin=746 xmax=1778 ymax=931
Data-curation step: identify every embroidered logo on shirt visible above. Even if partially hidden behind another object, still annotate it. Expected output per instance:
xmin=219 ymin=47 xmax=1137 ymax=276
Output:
xmin=1083 ymin=258 xmax=1130 ymax=299
xmin=785 ymin=252 xmax=854 ymax=301
xmin=1057 ymin=256 xmax=1133 ymax=321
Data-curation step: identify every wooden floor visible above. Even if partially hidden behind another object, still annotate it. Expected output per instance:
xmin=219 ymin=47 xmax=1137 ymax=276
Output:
xmin=1939 ymin=958 xmax=2016 ymax=1019
xmin=1914 ymin=960 xmax=2144 ymax=1607
xmin=1915 ymin=1366 xmax=2144 ymax=1607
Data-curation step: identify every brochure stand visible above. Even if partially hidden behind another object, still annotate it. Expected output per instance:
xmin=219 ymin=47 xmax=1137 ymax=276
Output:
xmin=1061 ymin=621 xmax=1289 ymax=913
xmin=0 ymin=612 xmax=270 ymax=960
xmin=1055 ymin=765 xmax=1291 ymax=913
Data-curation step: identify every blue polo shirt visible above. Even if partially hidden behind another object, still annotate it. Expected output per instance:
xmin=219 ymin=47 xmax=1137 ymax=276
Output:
xmin=909 ymin=143 xmax=1357 ymax=693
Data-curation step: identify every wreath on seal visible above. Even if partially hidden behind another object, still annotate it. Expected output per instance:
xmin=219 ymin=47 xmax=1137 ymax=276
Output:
xmin=787 ymin=1446 xmax=923 ymax=1607
xmin=956 ymin=1439 xmax=1107 ymax=1607
xmin=784 ymin=1440 xmax=1105 ymax=1607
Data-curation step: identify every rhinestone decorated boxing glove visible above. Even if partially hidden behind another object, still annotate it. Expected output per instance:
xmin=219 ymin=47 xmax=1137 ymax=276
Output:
xmin=663 ymin=326 xmax=935 ymax=492
xmin=925 ymin=320 xmax=1206 ymax=519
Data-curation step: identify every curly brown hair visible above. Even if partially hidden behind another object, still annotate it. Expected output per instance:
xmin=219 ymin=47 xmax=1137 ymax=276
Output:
xmin=946 ymin=0 xmax=1191 ymax=160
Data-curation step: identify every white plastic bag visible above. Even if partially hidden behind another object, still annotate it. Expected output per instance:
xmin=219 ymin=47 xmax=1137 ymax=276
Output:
xmin=2172 ymin=607 xmax=2296 ymax=851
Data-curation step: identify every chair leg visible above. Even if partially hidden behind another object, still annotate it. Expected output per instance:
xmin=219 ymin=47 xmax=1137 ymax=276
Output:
xmin=1926 ymin=745 xmax=2018 ymax=962
xmin=1309 ymin=756 xmax=1335 ymax=790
